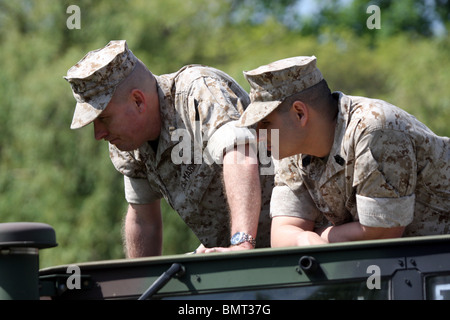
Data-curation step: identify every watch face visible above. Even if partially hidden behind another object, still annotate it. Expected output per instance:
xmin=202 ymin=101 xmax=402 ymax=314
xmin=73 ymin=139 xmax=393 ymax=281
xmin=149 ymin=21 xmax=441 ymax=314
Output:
xmin=231 ymin=232 xmax=244 ymax=244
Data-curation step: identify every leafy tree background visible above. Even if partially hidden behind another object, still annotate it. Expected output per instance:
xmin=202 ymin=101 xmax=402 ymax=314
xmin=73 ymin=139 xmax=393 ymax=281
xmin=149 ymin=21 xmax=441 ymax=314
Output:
xmin=0 ymin=0 xmax=448 ymax=268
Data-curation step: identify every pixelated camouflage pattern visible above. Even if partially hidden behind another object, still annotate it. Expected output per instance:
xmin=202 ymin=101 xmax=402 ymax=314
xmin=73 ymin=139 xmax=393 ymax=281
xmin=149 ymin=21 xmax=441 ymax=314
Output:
xmin=109 ymin=65 xmax=273 ymax=248
xmin=272 ymin=92 xmax=450 ymax=237
xmin=65 ymin=40 xmax=137 ymax=129
xmin=237 ymin=56 xmax=323 ymax=127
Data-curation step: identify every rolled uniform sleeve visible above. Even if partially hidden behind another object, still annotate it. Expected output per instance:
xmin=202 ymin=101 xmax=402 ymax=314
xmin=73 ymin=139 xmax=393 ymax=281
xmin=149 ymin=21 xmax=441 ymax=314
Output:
xmin=124 ymin=176 xmax=162 ymax=204
xmin=354 ymin=129 xmax=417 ymax=228
xmin=109 ymin=144 xmax=162 ymax=204
xmin=207 ymin=120 xmax=257 ymax=163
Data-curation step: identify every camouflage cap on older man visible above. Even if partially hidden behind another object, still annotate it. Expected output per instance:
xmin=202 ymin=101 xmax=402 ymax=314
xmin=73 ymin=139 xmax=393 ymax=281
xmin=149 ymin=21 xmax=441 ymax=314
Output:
xmin=237 ymin=56 xmax=323 ymax=127
xmin=64 ymin=40 xmax=137 ymax=129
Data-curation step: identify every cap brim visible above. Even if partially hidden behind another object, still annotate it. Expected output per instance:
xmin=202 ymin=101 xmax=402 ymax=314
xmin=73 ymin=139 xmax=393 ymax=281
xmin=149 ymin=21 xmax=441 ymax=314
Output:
xmin=70 ymin=102 xmax=104 ymax=129
xmin=236 ymin=100 xmax=281 ymax=127
xmin=70 ymin=88 xmax=114 ymax=129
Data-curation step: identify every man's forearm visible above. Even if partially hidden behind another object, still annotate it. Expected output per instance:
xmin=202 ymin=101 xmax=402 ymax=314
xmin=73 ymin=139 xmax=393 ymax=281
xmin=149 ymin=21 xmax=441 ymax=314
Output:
xmin=222 ymin=144 xmax=261 ymax=246
xmin=271 ymin=217 xmax=327 ymax=247
xmin=124 ymin=202 xmax=163 ymax=258
xmin=320 ymin=222 xmax=405 ymax=242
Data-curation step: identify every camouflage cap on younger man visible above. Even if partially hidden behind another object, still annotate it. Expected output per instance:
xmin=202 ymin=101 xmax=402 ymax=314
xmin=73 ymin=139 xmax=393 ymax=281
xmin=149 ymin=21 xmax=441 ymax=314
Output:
xmin=237 ymin=56 xmax=323 ymax=127
xmin=64 ymin=40 xmax=137 ymax=129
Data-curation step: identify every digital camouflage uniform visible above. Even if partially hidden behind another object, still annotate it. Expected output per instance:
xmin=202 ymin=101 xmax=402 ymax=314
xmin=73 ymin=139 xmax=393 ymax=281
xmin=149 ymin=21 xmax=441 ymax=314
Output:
xmin=109 ymin=65 xmax=273 ymax=248
xmin=271 ymin=92 xmax=450 ymax=236
xmin=238 ymin=56 xmax=450 ymax=237
xmin=65 ymin=40 xmax=273 ymax=249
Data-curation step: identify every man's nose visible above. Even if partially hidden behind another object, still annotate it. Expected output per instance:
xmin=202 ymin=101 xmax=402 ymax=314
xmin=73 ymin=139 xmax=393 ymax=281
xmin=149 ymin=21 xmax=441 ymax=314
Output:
xmin=93 ymin=119 xmax=108 ymax=141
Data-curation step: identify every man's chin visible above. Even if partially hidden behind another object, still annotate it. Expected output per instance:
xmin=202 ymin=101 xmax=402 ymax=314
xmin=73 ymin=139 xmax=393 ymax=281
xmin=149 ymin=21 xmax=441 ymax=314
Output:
xmin=271 ymin=150 xmax=294 ymax=161
xmin=108 ymin=141 xmax=133 ymax=152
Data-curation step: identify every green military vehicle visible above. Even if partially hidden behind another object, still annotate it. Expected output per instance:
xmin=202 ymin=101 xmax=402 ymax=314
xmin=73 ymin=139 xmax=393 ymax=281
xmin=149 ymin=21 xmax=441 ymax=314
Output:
xmin=1 ymin=222 xmax=450 ymax=301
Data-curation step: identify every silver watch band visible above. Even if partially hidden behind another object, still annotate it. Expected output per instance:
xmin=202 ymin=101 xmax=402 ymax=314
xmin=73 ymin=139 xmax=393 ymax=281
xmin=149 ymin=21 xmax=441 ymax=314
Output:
xmin=230 ymin=232 xmax=256 ymax=247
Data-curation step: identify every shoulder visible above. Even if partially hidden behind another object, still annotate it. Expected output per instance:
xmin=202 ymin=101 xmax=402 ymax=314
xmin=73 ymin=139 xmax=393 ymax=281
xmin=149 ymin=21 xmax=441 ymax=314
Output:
xmin=335 ymin=93 xmax=428 ymax=155
xmin=159 ymin=65 xmax=248 ymax=104
xmin=174 ymin=65 xmax=237 ymax=87
xmin=343 ymin=93 xmax=418 ymax=134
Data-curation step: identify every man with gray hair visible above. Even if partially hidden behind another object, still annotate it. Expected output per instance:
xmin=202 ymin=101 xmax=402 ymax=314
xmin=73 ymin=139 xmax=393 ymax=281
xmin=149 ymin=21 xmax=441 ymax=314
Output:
xmin=237 ymin=56 xmax=449 ymax=247
xmin=65 ymin=40 xmax=273 ymax=257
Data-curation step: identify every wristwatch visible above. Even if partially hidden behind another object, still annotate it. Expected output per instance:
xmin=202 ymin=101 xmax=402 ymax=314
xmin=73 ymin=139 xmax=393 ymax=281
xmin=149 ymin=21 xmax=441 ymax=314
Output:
xmin=230 ymin=232 xmax=256 ymax=248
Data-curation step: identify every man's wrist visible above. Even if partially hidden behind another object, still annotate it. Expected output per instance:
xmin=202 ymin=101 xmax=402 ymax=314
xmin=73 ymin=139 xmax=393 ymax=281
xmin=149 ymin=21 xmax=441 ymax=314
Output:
xmin=233 ymin=241 xmax=254 ymax=249
xmin=230 ymin=232 xmax=256 ymax=248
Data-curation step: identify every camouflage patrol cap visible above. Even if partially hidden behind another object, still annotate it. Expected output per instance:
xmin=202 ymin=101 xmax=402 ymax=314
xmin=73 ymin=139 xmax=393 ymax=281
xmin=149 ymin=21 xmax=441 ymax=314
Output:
xmin=237 ymin=56 xmax=323 ymax=127
xmin=64 ymin=40 xmax=137 ymax=129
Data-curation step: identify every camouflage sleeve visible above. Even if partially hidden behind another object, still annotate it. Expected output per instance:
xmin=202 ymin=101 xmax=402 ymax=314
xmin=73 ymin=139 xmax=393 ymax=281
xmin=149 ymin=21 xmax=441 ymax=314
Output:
xmin=207 ymin=120 xmax=257 ymax=163
xmin=123 ymin=176 xmax=162 ymax=204
xmin=188 ymin=75 xmax=256 ymax=163
xmin=109 ymin=144 xmax=162 ymax=204
xmin=354 ymin=129 xmax=417 ymax=228
xmin=270 ymin=157 xmax=322 ymax=221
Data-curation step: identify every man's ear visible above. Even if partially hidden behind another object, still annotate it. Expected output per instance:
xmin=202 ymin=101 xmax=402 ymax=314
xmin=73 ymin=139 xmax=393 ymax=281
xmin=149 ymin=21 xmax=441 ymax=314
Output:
xmin=292 ymin=100 xmax=308 ymax=126
xmin=131 ymin=89 xmax=146 ymax=113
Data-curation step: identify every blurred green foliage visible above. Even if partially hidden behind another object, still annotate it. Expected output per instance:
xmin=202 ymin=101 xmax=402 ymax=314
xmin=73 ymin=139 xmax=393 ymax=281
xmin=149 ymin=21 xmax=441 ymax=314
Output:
xmin=0 ymin=0 xmax=448 ymax=268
